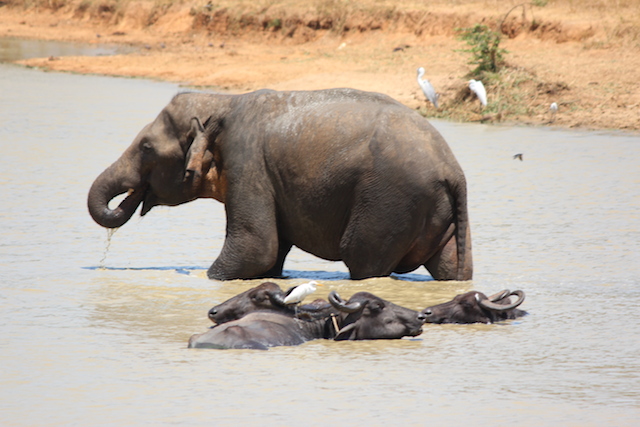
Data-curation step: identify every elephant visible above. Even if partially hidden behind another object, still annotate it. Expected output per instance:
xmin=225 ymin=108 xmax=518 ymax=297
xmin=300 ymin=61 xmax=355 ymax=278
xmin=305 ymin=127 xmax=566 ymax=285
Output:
xmin=87 ymin=88 xmax=472 ymax=281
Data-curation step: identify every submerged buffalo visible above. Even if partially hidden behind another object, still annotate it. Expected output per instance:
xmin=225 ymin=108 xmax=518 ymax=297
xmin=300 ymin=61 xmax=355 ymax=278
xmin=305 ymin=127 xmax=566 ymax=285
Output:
xmin=421 ymin=290 xmax=526 ymax=324
xmin=188 ymin=291 xmax=426 ymax=350
xmin=207 ymin=281 xmax=333 ymax=324
xmin=88 ymin=89 xmax=472 ymax=281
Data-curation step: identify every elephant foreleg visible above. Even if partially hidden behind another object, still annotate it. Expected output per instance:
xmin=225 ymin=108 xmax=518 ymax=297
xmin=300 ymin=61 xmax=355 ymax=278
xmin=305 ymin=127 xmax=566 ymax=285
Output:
xmin=207 ymin=197 xmax=281 ymax=280
xmin=259 ymin=240 xmax=292 ymax=278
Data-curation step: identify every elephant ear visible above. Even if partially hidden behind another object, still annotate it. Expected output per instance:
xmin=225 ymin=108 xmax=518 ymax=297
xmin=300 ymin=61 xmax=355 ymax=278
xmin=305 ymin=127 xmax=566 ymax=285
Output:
xmin=184 ymin=116 xmax=223 ymax=188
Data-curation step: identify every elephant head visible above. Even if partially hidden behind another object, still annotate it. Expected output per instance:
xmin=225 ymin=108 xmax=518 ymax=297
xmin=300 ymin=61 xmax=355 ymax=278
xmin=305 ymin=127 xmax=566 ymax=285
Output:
xmin=87 ymin=93 xmax=226 ymax=229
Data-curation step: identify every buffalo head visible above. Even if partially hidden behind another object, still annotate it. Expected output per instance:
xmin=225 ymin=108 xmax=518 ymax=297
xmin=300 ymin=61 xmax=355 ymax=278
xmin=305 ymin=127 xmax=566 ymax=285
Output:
xmin=421 ymin=289 xmax=526 ymax=324
xmin=329 ymin=291 xmax=426 ymax=340
xmin=208 ymin=282 xmax=288 ymax=324
xmin=208 ymin=281 xmax=333 ymax=324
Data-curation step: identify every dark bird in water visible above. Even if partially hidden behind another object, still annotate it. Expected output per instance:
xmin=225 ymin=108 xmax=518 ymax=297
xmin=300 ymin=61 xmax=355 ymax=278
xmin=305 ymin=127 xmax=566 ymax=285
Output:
xmin=513 ymin=153 xmax=523 ymax=161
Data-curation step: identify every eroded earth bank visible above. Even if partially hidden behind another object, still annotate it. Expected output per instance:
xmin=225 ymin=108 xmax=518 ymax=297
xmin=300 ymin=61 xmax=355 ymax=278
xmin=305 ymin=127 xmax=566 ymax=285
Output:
xmin=1 ymin=0 xmax=639 ymax=131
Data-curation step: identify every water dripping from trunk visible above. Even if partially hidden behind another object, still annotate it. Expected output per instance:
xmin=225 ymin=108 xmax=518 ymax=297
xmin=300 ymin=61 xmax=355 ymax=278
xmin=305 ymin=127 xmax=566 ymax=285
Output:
xmin=99 ymin=228 xmax=118 ymax=269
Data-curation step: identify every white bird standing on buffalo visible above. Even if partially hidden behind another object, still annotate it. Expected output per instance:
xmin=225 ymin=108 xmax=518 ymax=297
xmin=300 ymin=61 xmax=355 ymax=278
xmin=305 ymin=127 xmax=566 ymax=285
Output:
xmin=283 ymin=281 xmax=321 ymax=305
xmin=417 ymin=67 xmax=439 ymax=109
xmin=468 ymin=79 xmax=487 ymax=107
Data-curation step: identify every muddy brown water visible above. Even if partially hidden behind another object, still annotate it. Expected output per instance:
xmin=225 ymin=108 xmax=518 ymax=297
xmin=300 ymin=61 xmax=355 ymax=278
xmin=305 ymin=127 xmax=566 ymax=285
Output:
xmin=0 ymin=56 xmax=638 ymax=425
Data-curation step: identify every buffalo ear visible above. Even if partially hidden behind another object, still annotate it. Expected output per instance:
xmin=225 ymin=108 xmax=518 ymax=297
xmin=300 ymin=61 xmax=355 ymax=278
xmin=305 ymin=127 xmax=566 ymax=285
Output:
xmin=334 ymin=322 xmax=357 ymax=341
xmin=250 ymin=289 xmax=267 ymax=304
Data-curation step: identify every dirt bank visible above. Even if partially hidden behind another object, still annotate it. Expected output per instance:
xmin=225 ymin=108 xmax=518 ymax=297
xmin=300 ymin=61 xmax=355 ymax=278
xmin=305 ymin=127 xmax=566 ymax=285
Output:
xmin=2 ymin=0 xmax=639 ymax=131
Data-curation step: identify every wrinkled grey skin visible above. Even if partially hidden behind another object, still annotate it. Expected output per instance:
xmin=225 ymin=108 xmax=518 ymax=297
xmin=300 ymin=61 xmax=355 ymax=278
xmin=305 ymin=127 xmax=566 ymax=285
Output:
xmin=188 ymin=291 xmax=426 ymax=350
xmin=188 ymin=312 xmax=313 ymax=350
xmin=88 ymin=89 xmax=472 ymax=281
xmin=207 ymin=281 xmax=335 ymax=325
xmin=421 ymin=290 xmax=527 ymax=324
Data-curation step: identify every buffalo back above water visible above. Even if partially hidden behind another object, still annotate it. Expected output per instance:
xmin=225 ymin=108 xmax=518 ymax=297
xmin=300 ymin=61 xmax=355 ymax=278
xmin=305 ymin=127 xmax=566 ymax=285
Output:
xmin=189 ymin=290 xmax=426 ymax=349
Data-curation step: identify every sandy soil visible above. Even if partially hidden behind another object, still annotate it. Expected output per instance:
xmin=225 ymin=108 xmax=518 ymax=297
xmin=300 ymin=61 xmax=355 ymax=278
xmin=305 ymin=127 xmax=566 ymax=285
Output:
xmin=2 ymin=1 xmax=639 ymax=131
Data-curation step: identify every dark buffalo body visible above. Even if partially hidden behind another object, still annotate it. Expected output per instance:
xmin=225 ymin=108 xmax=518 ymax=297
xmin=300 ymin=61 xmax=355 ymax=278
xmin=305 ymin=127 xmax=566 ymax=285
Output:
xmin=189 ymin=290 xmax=426 ymax=350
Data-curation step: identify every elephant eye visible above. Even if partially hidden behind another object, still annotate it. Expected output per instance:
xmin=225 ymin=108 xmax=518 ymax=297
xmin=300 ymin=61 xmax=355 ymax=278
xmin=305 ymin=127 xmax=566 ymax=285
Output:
xmin=140 ymin=138 xmax=153 ymax=152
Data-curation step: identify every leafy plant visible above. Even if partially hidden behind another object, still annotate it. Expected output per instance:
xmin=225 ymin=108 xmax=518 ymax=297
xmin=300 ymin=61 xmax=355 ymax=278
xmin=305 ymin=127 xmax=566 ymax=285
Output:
xmin=457 ymin=24 xmax=508 ymax=76
xmin=266 ymin=18 xmax=282 ymax=30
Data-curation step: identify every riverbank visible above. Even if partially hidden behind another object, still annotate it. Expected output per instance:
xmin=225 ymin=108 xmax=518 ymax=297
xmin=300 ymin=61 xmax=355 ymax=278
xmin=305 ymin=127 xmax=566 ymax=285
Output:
xmin=2 ymin=0 xmax=639 ymax=131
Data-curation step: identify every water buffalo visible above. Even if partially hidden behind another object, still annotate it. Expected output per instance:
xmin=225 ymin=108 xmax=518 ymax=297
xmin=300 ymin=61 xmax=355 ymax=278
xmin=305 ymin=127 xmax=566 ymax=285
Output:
xmin=88 ymin=89 xmax=472 ymax=281
xmin=421 ymin=290 xmax=526 ymax=324
xmin=188 ymin=290 xmax=426 ymax=349
xmin=207 ymin=281 xmax=334 ymax=324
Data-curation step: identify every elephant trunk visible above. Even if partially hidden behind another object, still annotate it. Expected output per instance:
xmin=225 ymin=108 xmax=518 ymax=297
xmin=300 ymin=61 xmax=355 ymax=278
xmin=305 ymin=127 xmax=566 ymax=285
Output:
xmin=87 ymin=161 xmax=146 ymax=229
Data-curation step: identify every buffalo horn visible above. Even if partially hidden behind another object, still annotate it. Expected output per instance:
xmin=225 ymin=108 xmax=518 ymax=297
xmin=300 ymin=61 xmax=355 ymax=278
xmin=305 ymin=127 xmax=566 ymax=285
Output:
xmin=266 ymin=289 xmax=287 ymax=307
xmin=488 ymin=289 xmax=511 ymax=302
xmin=476 ymin=290 xmax=525 ymax=311
xmin=328 ymin=291 xmax=362 ymax=313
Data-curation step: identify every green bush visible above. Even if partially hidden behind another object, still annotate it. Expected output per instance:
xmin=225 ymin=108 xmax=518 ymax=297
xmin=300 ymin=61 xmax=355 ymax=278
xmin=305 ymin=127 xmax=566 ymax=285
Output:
xmin=457 ymin=24 xmax=507 ymax=76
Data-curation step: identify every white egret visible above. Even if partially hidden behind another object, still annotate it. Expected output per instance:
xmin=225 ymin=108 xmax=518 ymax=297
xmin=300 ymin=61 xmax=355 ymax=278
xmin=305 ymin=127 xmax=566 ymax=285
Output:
xmin=468 ymin=79 xmax=487 ymax=107
xmin=416 ymin=67 xmax=439 ymax=109
xmin=283 ymin=281 xmax=321 ymax=305
xmin=550 ymin=102 xmax=558 ymax=122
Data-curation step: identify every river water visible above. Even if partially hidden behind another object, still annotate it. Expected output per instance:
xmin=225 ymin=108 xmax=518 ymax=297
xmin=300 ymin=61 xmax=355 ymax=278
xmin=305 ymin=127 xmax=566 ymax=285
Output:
xmin=0 ymin=54 xmax=638 ymax=425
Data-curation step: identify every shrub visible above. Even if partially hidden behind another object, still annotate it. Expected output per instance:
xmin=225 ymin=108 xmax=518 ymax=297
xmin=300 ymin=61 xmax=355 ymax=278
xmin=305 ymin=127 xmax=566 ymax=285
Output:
xmin=457 ymin=24 xmax=507 ymax=76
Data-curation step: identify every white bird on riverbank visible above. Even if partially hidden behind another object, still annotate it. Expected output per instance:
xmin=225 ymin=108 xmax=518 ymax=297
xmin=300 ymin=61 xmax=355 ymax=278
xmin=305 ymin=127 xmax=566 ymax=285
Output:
xmin=550 ymin=102 xmax=558 ymax=122
xmin=468 ymin=79 xmax=487 ymax=107
xmin=417 ymin=67 xmax=439 ymax=109
xmin=283 ymin=281 xmax=321 ymax=305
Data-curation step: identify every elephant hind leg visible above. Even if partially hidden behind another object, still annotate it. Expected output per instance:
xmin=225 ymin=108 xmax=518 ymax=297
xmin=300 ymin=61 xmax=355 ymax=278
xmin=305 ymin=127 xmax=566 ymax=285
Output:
xmin=341 ymin=238 xmax=400 ymax=280
xmin=340 ymin=208 xmax=419 ymax=280
xmin=424 ymin=223 xmax=472 ymax=281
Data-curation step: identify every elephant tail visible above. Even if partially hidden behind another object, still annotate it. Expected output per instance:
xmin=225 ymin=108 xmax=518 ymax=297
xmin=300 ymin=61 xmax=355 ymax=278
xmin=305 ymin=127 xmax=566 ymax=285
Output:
xmin=452 ymin=177 xmax=472 ymax=280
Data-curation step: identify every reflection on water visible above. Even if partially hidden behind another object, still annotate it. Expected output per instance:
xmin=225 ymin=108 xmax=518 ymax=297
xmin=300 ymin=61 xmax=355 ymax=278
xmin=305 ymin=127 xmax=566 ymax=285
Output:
xmin=0 ymin=36 xmax=129 ymax=62
xmin=82 ymin=266 xmax=432 ymax=282
xmin=0 ymin=61 xmax=639 ymax=426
